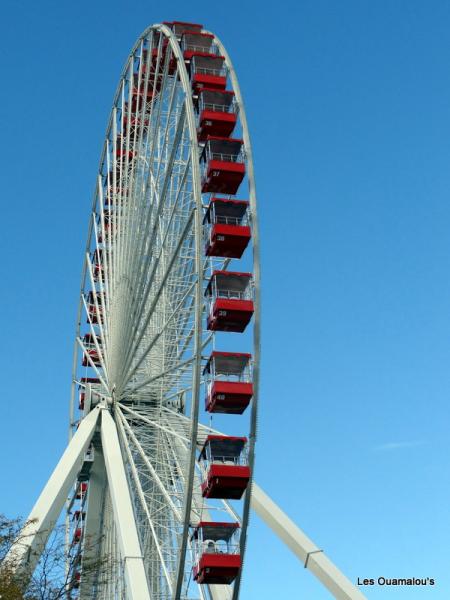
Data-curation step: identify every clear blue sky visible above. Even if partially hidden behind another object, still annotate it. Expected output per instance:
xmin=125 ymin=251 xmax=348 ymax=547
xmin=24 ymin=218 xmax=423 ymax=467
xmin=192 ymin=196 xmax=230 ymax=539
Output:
xmin=1 ymin=1 xmax=449 ymax=597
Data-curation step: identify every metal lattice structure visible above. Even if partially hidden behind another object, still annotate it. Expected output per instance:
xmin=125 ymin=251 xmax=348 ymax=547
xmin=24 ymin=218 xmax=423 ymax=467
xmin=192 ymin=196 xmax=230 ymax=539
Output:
xmin=5 ymin=21 xmax=366 ymax=600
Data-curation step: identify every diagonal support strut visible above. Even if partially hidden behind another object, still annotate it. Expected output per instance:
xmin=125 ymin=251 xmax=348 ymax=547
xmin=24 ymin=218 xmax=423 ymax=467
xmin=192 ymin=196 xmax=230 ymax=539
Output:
xmin=5 ymin=405 xmax=366 ymax=600
xmin=251 ymin=484 xmax=367 ymax=600
xmin=100 ymin=408 xmax=152 ymax=600
xmin=5 ymin=406 xmax=101 ymax=578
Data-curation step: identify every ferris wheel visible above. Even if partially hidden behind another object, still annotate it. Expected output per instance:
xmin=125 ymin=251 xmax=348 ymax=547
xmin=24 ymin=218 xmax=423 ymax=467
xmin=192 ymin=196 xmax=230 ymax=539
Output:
xmin=6 ymin=21 xmax=366 ymax=600
xmin=74 ymin=20 xmax=258 ymax=600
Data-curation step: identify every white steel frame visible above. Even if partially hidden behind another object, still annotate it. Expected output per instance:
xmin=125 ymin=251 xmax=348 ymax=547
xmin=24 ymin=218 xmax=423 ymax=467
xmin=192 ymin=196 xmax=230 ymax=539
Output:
xmin=5 ymin=412 xmax=365 ymax=599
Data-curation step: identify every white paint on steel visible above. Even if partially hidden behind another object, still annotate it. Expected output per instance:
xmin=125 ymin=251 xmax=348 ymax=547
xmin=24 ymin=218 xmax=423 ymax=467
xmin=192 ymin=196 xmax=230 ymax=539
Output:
xmin=6 ymin=407 xmax=101 ymax=576
xmin=100 ymin=408 xmax=152 ymax=600
xmin=251 ymin=485 xmax=367 ymax=600
xmin=117 ymin=409 xmax=183 ymax=521
xmin=78 ymin=445 xmax=107 ymax=597
xmin=116 ymin=413 xmax=174 ymax=595
xmin=120 ymin=403 xmax=190 ymax=443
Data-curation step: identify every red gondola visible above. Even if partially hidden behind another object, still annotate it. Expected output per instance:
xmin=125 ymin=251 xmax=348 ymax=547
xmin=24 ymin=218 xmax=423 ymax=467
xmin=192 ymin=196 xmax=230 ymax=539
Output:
xmin=75 ymin=482 xmax=88 ymax=500
xmin=181 ymin=32 xmax=215 ymax=61
xmin=204 ymin=351 xmax=253 ymax=413
xmin=190 ymin=55 xmax=227 ymax=92
xmin=81 ymin=333 xmax=102 ymax=367
xmin=192 ymin=522 xmax=241 ymax=585
xmin=201 ymin=137 xmax=245 ymax=195
xmin=197 ymin=89 xmax=237 ymax=141
xmin=86 ymin=291 xmax=103 ymax=324
xmin=165 ymin=21 xmax=203 ymax=38
xmin=130 ymin=73 xmax=159 ymax=111
xmin=204 ymin=198 xmax=250 ymax=258
xmin=205 ymin=271 xmax=254 ymax=332
xmin=91 ymin=249 xmax=103 ymax=282
xmin=140 ymin=37 xmax=178 ymax=76
xmin=72 ymin=571 xmax=81 ymax=589
xmin=199 ymin=435 xmax=250 ymax=499
xmin=73 ymin=528 xmax=82 ymax=543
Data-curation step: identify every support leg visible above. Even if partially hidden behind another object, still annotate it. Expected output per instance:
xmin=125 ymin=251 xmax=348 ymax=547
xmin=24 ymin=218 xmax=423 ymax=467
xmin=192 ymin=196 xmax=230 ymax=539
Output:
xmin=6 ymin=407 xmax=101 ymax=577
xmin=100 ymin=408 xmax=152 ymax=600
xmin=251 ymin=485 xmax=367 ymax=600
xmin=79 ymin=445 xmax=107 ymax=597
